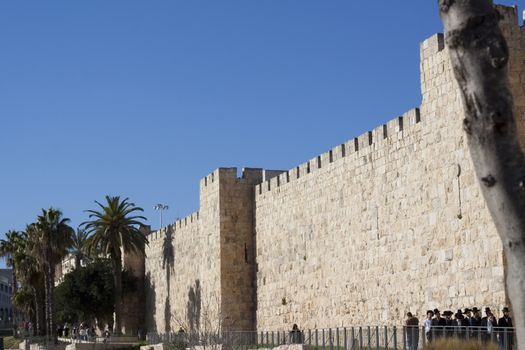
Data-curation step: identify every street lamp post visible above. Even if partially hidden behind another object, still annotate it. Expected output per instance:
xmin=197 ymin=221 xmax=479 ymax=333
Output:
xmin=154 ymin=203 xmax=169 ymax=229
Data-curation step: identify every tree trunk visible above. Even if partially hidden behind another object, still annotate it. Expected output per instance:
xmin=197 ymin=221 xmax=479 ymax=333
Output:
xmin=438 ymin=0 xmax=525 ymax=348
xmin=48 ymin=264 xmax=55 ymax=343
xmin=11 ymin=262 xmax=17 ymax=336
xmin=112 ymin=253 xmax=123 ymax=335
xmin=43 ymin=271 xmax=50 ymax=341
xmin=32 ymin=287 xmax=40 ymax=336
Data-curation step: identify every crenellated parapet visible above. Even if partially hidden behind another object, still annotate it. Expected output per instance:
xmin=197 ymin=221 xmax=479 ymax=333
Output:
xmin=255 ymin=108 xmax=422 ymax=196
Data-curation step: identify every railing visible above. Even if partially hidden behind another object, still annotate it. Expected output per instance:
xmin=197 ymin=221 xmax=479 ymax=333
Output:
xmin=147 ymin=326 xmax=516 ymax=350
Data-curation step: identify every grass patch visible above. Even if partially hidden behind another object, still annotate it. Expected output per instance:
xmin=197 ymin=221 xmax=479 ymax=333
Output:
xmin=4 ymin=336 xmax=22 ymax=349
xmin=424 ymin=338 xmax=500 ymax=350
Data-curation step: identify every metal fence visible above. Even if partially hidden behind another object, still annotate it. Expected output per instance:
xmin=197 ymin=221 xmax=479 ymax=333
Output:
xmin=147 ymin=326 xmax=516 ymax=350
xmin=19 ymin=334 xmax=134 ymax=350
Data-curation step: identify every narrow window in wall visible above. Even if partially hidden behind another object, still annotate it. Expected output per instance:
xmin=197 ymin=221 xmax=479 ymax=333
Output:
xmin=354 ymin=138 xmax=359 ymax=152
xmin=329 ymin=150 xmax=333 ymax=163
xmin=286 ymin=171 xmax=290 ymax=183
xmin=341 ymin=144 xmax=346 ymax=157
xmin=204 ymin=177 xmax=208 ymax=186
xmin=277 ymin=176 xmax=280 ymax=187
xmin=296 ymin=166 xmax=300 ymax=178
xmin=398 ymin=116 xmax=404 ymax=131
xmin=456 ymin=164 xmax=463 ymax=219
xmin=368 ymin=131 xmax=373 ymax=145
xmin=307 ymin=162 xmax=311 ymax=174
xmin=244 ymin=243 xmax=248 ymax=263
xmin=317 ymin=156 xmax=321 ymax=169
xmin=415 ymin=108 xmax=421 ymax=123
xmin=383 ymin=124 xmax=388 ymax=139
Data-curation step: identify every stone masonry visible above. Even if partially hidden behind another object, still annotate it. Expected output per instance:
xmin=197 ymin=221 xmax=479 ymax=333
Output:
xmin=141 ymin=5 xmax=525 ymax=333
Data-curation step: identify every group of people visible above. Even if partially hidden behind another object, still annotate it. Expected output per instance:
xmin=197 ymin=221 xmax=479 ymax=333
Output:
xmin=57 ymin=323 xmax=111 ymax=342
xmin=404 ymin=306 xmax=514 ymax=350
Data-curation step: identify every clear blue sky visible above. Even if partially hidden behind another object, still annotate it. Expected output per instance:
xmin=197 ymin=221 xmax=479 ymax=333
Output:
xmin=1 ymin=1 xmax=522 ymax=254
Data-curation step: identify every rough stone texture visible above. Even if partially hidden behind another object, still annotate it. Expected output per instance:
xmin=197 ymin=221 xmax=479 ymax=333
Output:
xmin=145 ymin=168 xmax=264 ymax=333
xmin=120 ymin=225 xmax=149 ymax=335
xmin=142 ymin=5 xmax=525 ymax=333
xmin=254 ymin=6 xmax=524 ymax=330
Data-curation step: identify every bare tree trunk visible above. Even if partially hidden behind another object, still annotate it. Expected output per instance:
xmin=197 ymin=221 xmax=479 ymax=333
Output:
xmin=75 ymin=254 xmax=81 ymax=270
xmin=438 ymin=0 xmax=525 ymax=348
xmin=48 ymin=264 xmax=55 ymax=343
xmin=32 ymin=287 xmax=40 ymax=336
xmin=43 ymin=272 xmax=50 ymax=341
xmin=112 ymin=254 xmax=123 ymax=335
xmin=11 ymin=262 xmax=17 ymax=336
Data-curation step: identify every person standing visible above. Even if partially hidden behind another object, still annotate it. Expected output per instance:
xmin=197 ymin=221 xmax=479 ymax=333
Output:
xmin=405 ymin=312 xmax=419 ymax=350
xmin=498 ymin=307 xmax=513 ymax=350
xmin=463 ymin=308 xmax=473 ymax=327
xmin=431 ymin=309 xmax=447 ymax=339
xmin=289 ymin=324 xmax=303 ymax=344
xmin=424 ymin=310 xmax=434 ymax=343
xmin=471 ymin=307 xmax=482 ymax=340
xmin=481 ymin=308 xmax=496 ymax=343
xmin=443 ymin=311 xmax=454 ymax=337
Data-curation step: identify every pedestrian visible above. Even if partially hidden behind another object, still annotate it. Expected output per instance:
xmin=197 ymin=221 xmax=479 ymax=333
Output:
xmin=498 ymin=307 xmax=513 ymax=350
xmin=103 ymin=329 xmax=111 ymax=343
xmin=471 ymin=307 xmax=482 ymax=339
xmin=481 ymin=308 xmax=496 ymax=343
xmin=431 ymin=309 xmax=446 ymax=339
xmin=289 ymin=324 xmax=303 ymax=344
xmin=424 ymin=310 xmax=434 ymax=343
xmin=463 ymin=308 xmax=473 ymax=327
xmin=405 ymin=312 xmax=419 ymax=350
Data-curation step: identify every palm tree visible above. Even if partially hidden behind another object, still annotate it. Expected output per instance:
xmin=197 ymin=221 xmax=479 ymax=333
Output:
xmin=82 ymin=195 xmax=148 ymax=335
xmin=14 ymin=228 xmax=44 ymax=336
xmin=0 ymin=230 xmax=24 ymax=334
xmin=28 ymin=209 xmax=74 ymax=342
xmin=70 ymin=228 xmax=90 ymax=269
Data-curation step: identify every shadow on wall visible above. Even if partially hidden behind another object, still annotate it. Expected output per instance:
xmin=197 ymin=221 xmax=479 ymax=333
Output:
xmin=145 ymin=272 xmax=157 ymax=333
xmin=163 ymin=225 xmax=175 ymax=333
xmin=164 ymin=296 xmax=171 ymax=334
xmin=187 ymin=279 xmax=201 ymax=333
xmin=162 ymin=226 xmax=175 ymax=270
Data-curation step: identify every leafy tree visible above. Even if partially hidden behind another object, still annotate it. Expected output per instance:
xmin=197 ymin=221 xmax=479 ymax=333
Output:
xmin=12 ymin=286 xmax=36 ymax=325
xmin=82 ymin=196 xmax=147 ymax=335
xmin=55 ymin=259 xmax=114 ymax=326
xmin=13 ymin=227 xmax=45 ymax=335
xmin=69 ymin=228 xmax=90 ymax=269
xmin=0 ymin=230 xmax=22 ymax=293
xmin=54 ymin=258 xmax=138 ymax=329
xmin=27 ymin=209 xmax=74 ymax=341
xmin=0 ymin=230 xmax=24 ymax=334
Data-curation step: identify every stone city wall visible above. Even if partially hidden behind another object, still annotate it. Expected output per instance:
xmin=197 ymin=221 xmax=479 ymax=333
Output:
xmin=144 ymin=168 xmax=268 ymax=333
xmin=142 ymin=4 xmax=524 ymax=334
xmin=254 ymin=5 xmax=524 ymax=330
xmin=144 ymin=211 xmax=207 ymax=334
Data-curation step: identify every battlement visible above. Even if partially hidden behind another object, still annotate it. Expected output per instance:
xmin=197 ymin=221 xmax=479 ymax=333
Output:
xmin=495 ymin=4 xmax=522 ymax=28
xmin=148 ymin=210 xmax=200 ymax=241
xmin=255 ymin=108 xmax=422 ymax=196
xmin=199 ymin=167 xmax=270 ymax=189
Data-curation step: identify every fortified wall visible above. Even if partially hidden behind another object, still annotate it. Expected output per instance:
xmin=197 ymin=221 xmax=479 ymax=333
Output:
xmin=143 ymin=5 xmax=525 ymax=333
